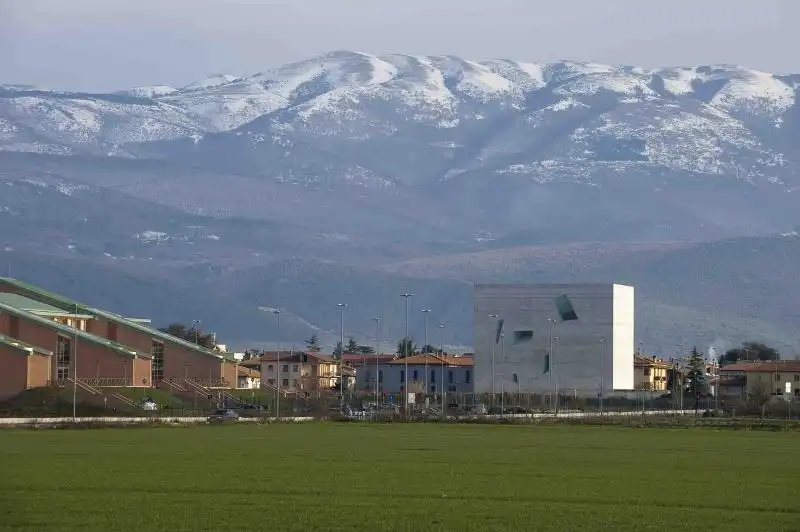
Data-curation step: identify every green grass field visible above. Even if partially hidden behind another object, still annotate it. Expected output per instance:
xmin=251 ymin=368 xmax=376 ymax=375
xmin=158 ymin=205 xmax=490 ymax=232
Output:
xmin=1 ymin=424 xmax=798 ymax=531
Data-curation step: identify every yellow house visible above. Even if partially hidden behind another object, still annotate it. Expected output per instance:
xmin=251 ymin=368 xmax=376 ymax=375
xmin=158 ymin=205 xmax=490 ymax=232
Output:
xmin=720 ymin=361 xmax=800 ymax=400
xmin=247 ymin=352 xmax=341 ymax=393
xmin=634 ymin=354 xmax=669 ymax=391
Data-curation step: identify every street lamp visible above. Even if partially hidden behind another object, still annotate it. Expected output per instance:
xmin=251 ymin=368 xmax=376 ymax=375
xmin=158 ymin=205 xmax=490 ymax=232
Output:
xmin=599 ymin=337 xmax=606 ymax=415
xmin=547 ymin=318 xmax=556 ymax=411
xmin=272 ymin=310 xmax=280 ymax=418
xmin=489 ymin=314 xmax=500 ymax=408
xmin=192 ymin=319 xmax=201 ymax=345
xmin=338 ymin=303 xmax=347 ymax=411
xmin=373 ymin=316 xmax=381 ymax=410
xmin=422 ymin=309 xmax=431 ymax=393
xmin=439 ymin=323 xmax=445 ymax=419
xmin=401 ymin=293 xmax=414 ymax=413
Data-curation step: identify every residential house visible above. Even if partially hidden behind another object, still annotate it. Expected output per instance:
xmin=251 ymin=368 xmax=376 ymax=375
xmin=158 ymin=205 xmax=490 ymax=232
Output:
xmin=381 ymin=354 xmax=474 ymax=395
xmin=253 ymin=351 xmax=347 ymax=394
xmin=634 ymin=354 xmax=669 ymax=392
xmin=347 ymin=354 xmax=396 ymax=393
xmin=720 ymin=361 xmax=800 ymax=400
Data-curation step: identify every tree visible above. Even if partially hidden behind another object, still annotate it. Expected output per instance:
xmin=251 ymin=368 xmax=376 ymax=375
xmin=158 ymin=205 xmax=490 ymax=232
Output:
xmin=345 ymin=337 xmax=359 ymax=354
xmin=158 ymin=322 xmax=215 ymax=349
xmin=686 ymin=347 xmax=706 ymax=396
xmin=720 ymin=342 xmax=780 ymax=364
xmin=356 ymin=345 xmax=375 ymax=355
xmin=420 ymin=344 xmax=439 ymax=354
xmin=396 ymin=337 xmax=418 ymax=358
xmin=305 ymin=335 xmax=321 ymax=353
xmin=333 ymin=342 xmax=344 ymax=358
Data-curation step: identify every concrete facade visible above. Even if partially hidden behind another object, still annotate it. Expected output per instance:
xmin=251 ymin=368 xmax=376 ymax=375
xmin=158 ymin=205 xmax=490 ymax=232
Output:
xmin=474 ymin=283 xmax=634 ymax=397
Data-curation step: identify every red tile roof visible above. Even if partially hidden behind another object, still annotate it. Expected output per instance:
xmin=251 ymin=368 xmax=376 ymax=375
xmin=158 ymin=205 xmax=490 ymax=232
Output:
xmin=721 ymin=360 xmax=800 ymax=373
xmin=388 ymin=354 xmax=473 ymax=367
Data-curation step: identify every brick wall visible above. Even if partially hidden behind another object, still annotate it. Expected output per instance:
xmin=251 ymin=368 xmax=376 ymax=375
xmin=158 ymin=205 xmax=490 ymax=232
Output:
xmin=0 ymin=346 xmax=29 ymax=400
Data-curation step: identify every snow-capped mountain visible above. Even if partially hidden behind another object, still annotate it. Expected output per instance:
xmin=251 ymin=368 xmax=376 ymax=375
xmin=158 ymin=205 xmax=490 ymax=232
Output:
xmin=2 ymin=51 xmax=800 ymax=352
xmin=1 ymin=51 xmax=796 ymax=190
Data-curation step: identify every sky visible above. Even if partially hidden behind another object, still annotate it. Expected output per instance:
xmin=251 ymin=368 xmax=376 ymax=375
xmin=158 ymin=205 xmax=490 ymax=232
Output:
xmin=0 ymin=0 xmax=795 ymax=92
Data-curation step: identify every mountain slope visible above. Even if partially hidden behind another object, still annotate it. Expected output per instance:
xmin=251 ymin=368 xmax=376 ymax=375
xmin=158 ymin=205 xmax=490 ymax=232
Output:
xmin=2 ymin=51 xmax=800 ymax=354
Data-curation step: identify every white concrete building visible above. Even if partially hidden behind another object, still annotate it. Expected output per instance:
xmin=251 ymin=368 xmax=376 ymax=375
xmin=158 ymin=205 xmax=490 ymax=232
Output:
xmin=474 ymin=283 xmax=634 ymax=397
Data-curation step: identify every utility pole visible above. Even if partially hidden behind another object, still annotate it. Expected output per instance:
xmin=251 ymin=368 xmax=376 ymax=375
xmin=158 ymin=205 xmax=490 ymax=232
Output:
xmin=401 ymin=293 xmax=413 ymax=415
xmin=193 ymin=319 xmax=201 ymax=345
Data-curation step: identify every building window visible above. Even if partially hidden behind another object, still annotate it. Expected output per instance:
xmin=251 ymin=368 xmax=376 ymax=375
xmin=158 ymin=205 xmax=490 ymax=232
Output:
xmin=430 ymin=369 xmax=435 ymax=383
xmin=413 ymin=370 xmax=418 ymax=381
xmin=292 ymin=379 xmax=298 ymax=388
xmin=775 ymin=374 xmax=781 ymax=381
xmin=267 ymin=379 xmax=275 ymax=385
xmin=400 ymin=370 xmax=405 ymax=383
xmin=513 ymin=373 xmax=518 ymax=383
xmin=465 ymin=370 xmax=471 ymax=384
xmin=151 ymin=341 xmax=164 ymax=383
xmin=776 ymin=388 xmax=783 ymax=395
xmin=56 ymin=336 xmax=72 ymax=383
xmin=267 ymin=364 xmax=274 ymax=372
xmin=282 ymin=365 xmax=289 ymax=373
xmin=795 ymin=375 xmax=800 ymax=382
xmin=378 ymin=370 xmax=383 ymax=384
xmin=430 ymin=385 xmax=436 ymax=393
xmin=292 ymin=364 xmax=299 ymax=373
xmin=365 ymin=370 xmax=371 ymax=383
xmin=282 ymin=379 xmax=289 ymax=387
xmin=795 ymin=388 xmax=799 ymax=397
xmin=448 ymin=370 xmax=454 ymax=383
xmin=644 ymin=368 xmax=651 ymax=377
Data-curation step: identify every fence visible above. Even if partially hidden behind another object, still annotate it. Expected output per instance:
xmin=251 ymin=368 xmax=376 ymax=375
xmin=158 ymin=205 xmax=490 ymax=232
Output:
xmin=3 ymin=386 xmax=799 ymax=421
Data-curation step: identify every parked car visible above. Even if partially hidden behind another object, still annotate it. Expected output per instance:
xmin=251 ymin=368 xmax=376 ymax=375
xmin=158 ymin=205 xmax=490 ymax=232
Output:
xmin=140 ymin=400 xmax=158 ymax=411
xmin=208 ymin=409 xmax=240 ymax=423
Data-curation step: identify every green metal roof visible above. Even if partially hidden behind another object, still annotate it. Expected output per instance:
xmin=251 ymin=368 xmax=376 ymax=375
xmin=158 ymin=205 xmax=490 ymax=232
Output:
xmin=0 ymin=277 xmax=234 ymax=362
xmin=0 ymin=293 xmax=92 ymax=317
xmin=0 ymin=333 xmax=53 ymax=356
xmin=0 ymin=301 xmax=150 ymax=359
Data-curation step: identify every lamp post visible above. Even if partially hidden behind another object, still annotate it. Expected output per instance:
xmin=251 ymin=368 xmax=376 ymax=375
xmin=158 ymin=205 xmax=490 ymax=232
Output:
xmin=489 ymin=314 xmax=500 ymax=408
xmin=422 ymin=309 xmax=431 ymax=394
xmin=373 ymin=316 xmax=381 ymax=411
xmin=553 ymin=335 xmax=560 ymax=417
xmin=338 ymin=303 xmax=347 ymax=411
xmin=72 ymin=303 xmax=78 ymax=422
xmin=548 ymin=318 xmax=556 ymax=411
xmin=599 ymin=337 xmax=606 ymax=415
xmin=272 ymin=310 xmax=280 ymax=419
xmin=401 ymin=293 xmax=413 ymax=414
xmin=439 ymin=323 xmax=445 ymax=419
xmin=192 ymin=319 xmax=201 ymax=345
